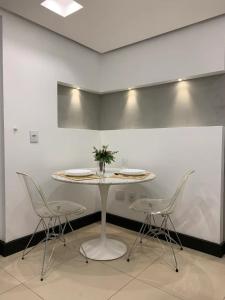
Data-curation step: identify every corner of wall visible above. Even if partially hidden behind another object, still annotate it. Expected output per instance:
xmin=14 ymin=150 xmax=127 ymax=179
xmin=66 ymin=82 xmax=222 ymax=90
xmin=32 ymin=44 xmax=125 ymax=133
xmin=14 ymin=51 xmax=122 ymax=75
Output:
xmin=221 ymin=126 xmax=225 ymax=242
xmin=0 ymin=15 xmax=5 ymax=242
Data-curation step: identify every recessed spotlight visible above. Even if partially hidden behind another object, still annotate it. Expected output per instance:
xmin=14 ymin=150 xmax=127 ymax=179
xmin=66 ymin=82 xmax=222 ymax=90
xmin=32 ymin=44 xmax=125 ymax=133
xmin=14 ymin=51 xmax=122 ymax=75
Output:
xmin=178 ymin=78 xmax=183 ymax=82
xmin=77 ymin=87 xmax=80 ymax=90
xmin=41 ymin=0 xmax=83 ymax=17
xmin=128 ymin=88 xmax=132 ymax=90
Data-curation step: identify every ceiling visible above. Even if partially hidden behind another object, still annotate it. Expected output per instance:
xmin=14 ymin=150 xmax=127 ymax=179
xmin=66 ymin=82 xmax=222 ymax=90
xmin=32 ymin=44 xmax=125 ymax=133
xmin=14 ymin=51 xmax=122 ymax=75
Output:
xmin=1 ymin=0 xmax=225 ymax=53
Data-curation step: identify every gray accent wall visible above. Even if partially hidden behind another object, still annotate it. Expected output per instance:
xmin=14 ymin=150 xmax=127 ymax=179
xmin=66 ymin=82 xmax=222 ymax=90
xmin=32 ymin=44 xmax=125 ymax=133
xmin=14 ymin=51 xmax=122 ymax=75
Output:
xmin=58 ymin=74 xmax=225 ymax=130
xmin=100 ymin=74 xmax=225 ymax=129
xmin=58 ymin=85 xmax=101 ymax=130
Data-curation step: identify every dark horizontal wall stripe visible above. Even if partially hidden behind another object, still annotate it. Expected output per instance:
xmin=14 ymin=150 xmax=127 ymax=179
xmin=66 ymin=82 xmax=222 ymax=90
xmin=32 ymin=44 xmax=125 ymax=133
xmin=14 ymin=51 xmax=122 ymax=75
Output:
xmin=100 ymin=74 xmax=225 ymax=130
xmin=106 ymin=213 xmax=224 ymax=257
xmin=0 ymin=212 xmax=101 ymax=257
xmin=1 ymin=211 xmax=223 ymax=258
xmin=58 ymin=85 xmax=101 ymax=130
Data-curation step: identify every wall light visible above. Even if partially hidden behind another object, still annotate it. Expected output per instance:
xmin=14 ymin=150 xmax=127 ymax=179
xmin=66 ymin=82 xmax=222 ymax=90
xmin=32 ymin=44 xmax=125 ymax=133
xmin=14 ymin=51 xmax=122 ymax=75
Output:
xmin=126 ymin=89 xmax=138 ymax=108
xmin=71 ymin=88 xmax=81 ymax=108
xmin=41 ymin=0 xmax=83 ymax=17
xmin=174 ymin=80 xmax=192 ymax=108
xmin=123 ymin=89 xmax=139 ymax=126
xmin=178 ymin=78 xmax=183 ymax=82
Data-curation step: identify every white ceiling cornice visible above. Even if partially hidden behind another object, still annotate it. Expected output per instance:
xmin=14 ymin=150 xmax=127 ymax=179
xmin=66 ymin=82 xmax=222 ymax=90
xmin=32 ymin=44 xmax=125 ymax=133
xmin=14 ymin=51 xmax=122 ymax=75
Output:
xmin=1 ymin=0 xmax=225 ymax=53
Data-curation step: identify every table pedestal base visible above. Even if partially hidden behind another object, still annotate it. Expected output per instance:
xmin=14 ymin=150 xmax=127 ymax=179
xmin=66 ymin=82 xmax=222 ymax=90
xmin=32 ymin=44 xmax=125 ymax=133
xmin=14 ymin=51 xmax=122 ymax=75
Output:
xmin=80 ymin=238 xmax=127 ymax=261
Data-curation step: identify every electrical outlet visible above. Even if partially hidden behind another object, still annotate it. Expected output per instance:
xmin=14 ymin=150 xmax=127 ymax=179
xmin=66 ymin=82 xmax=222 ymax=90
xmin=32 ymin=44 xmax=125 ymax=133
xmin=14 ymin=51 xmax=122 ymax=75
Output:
xmin=29 ymin=131 xmax=39 ymax=143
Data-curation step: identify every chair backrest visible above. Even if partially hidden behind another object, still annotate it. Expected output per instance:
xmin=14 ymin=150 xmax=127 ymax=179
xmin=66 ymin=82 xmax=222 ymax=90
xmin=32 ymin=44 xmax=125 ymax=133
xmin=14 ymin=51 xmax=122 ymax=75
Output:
xmin=166 ymin=170 xmax=195 ymax=214
xmin=16 ymin=172 xmax=52 ymax=217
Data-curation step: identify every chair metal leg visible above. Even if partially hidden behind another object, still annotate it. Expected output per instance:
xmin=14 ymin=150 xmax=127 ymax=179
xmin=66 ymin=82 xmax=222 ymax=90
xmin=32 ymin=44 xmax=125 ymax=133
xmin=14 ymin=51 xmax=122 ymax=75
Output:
xmin=127 ymin=214 xmax=168 ymax=262
xmin=21 ymin=217 xmax=58 ymax=281
xmin=128 ymin=213 xmax=179 ymax=272
xmin=168 ymin=215 xmax=183 ymax=250
xmin=140 ymin=214 xmax=157 ymax=243
xmin=22 ymin=218 xmax=43 ymax=259
xmin=139 ymin=217 xmax=149 ymax=244
xmin=149 ymin=216 xmax=169 ymax=254
xmin=57 ymin=216 xmax=66 ymax=246
xmin=65 ymin=217 xmax=88 ymax=263
xmin=143 ymin=214 xmax=158 ymax=239
xmin=40 ymin=219 xmax=50 ymax=281
xmin=164 ymin=217 xmax=179 ymax=272
xmin=40 ymin=217 xmax=63 ymax=281
xmin=127 ymin=215 xmax=149 ymax=262
xmin=139 ymin=223 xmax=147 ymax=243
xmin=23 ymin=215 xmax=88 ymax=281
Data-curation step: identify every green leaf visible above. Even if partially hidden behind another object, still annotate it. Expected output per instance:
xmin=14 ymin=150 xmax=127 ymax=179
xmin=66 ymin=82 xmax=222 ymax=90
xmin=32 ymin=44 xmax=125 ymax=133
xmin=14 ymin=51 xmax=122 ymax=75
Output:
xmin=92 ymin=145 xmax=118 ymax=164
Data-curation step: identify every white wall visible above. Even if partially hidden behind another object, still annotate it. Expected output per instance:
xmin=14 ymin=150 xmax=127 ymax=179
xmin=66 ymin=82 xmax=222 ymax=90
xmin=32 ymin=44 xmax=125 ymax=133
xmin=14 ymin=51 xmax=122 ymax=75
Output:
xmin=100 ymin=16 xmax=225 ymax=92
xmin=1 ymin=10 xmax=101 ymax=242
xmin=101 ymin=127 xmax=224 ymax=244
xmin=1 ymin=9 xmax=225 ymax=245
xmin=0 ymin=16 xmax=5 ymax=241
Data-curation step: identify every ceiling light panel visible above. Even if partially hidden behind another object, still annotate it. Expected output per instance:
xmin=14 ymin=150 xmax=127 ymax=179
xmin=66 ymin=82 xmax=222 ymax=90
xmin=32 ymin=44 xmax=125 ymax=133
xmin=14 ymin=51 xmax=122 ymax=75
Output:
xmin=41 ymin=0 xmax=83 ymax=17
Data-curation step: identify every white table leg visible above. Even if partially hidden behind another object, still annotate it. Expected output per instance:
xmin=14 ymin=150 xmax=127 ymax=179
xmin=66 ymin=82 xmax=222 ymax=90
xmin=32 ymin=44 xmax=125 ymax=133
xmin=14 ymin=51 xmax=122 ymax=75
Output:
xmin=80 ymin=184 xmax=127 ymax=260
xmin=99 ymin=184 xmax=108 ymax=243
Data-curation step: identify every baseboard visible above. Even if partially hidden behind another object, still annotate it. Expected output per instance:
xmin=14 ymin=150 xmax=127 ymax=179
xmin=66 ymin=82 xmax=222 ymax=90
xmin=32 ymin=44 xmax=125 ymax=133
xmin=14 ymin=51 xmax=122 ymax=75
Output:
xmin=222 ymin=242 xmax=225 ymax=256
xmin=0 ymin=211 xmax=224 ymax=258
xmin=0 ymin=211 xmax=101 ymax=257
xmin=106 ymin=213 xmax=224 ymax=258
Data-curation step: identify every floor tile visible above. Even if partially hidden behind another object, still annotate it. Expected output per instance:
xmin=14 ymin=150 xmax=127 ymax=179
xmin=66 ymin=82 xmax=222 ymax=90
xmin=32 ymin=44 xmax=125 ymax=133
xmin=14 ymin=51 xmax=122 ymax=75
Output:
xmin=103 ymin=244 xmax=159 ymax=277
xmin=0 ymin=284 xmax=43 ymax=300
xmin=2 ymin=223 xmax=225 ymax=300
xmin=137 ymin=249 xmax=225 ymax=300
xmin=0 ymin=223 xmax=101 ymax=284
xmin=25 ymin=257 xmax=132 ymax=300
xmin=0 ymin=238 xmax=79 ymax=283
xmin=110 ymin=279 xmax=181 ymax=300
xmin=65 ymin=223 xmax=101 ymax=243
xmin=104 ymin=224 xmax=137 ymax=241
xmin=0 ymin=269 xmax=20 ymax=295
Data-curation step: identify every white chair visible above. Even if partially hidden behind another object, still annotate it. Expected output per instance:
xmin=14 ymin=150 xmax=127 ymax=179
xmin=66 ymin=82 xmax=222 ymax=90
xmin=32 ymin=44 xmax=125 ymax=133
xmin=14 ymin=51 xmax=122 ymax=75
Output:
xmin=17 ymin=172 xmax=88 ymax=281
xmin=127 ymin=170 xmax=194 ymax=272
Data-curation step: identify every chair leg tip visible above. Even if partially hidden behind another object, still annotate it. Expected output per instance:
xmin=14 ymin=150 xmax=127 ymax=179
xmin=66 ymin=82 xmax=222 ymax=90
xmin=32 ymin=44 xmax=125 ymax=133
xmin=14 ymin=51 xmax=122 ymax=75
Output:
xmin=180 ymin=247 xmax=183 ymax=250
xmin=21 ymin=257 xmax=24 ymax=260
xmin=86 ymin=260 xmax=88 ymax=264
xmin=40 ymin=278 xmax=43 ymax=281
xmin=127 ymin=258 xmax=130 ymax=262
xmin=176 ymin=268 xmax=179 ymax=272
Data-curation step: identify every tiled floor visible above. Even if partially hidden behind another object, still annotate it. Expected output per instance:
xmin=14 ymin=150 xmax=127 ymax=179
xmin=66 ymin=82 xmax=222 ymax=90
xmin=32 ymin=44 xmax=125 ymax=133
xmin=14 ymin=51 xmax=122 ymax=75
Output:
xmin=0 ymin=223 xmax=224 ymax=300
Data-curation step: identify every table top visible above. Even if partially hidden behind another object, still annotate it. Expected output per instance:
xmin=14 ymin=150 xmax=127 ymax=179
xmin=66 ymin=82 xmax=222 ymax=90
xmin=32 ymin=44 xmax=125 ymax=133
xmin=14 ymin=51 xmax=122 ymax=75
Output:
xmin=52 ymin=168 xmax=156 ymax=186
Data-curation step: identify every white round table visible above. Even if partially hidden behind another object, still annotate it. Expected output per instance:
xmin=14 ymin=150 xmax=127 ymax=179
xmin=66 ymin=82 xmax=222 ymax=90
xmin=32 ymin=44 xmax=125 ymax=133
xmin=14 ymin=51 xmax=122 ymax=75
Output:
xmin=52 ymin=169 xmax=156 ymax=261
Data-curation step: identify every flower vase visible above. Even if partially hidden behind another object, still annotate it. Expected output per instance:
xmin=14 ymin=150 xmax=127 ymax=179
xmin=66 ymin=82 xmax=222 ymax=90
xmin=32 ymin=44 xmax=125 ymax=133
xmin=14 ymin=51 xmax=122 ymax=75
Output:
xmin=99 ymin=161 xmax=106 ymax=177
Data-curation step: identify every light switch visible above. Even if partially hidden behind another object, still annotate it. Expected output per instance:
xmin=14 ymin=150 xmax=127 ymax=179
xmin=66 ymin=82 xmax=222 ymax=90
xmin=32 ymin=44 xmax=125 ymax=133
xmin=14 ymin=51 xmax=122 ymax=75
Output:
xmin=30 ymin=131 xmax=39 ymax=143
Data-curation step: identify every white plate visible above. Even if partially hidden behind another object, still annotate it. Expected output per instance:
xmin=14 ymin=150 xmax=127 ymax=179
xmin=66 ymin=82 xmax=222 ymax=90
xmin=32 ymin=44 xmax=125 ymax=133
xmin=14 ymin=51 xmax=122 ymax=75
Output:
xmin=65 ymin=169 xmax=94 ymax=177
xmin=119 ymin=168 xmax=147 ymax=176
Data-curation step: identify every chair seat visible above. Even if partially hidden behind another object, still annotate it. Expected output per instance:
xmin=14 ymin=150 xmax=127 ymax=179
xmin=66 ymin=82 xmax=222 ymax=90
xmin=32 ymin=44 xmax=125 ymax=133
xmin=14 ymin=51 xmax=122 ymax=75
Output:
xmin=37 ymin=200 xmax=86 ymax=218
xmin=129 ymin=197 xmax=170 ymax=214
